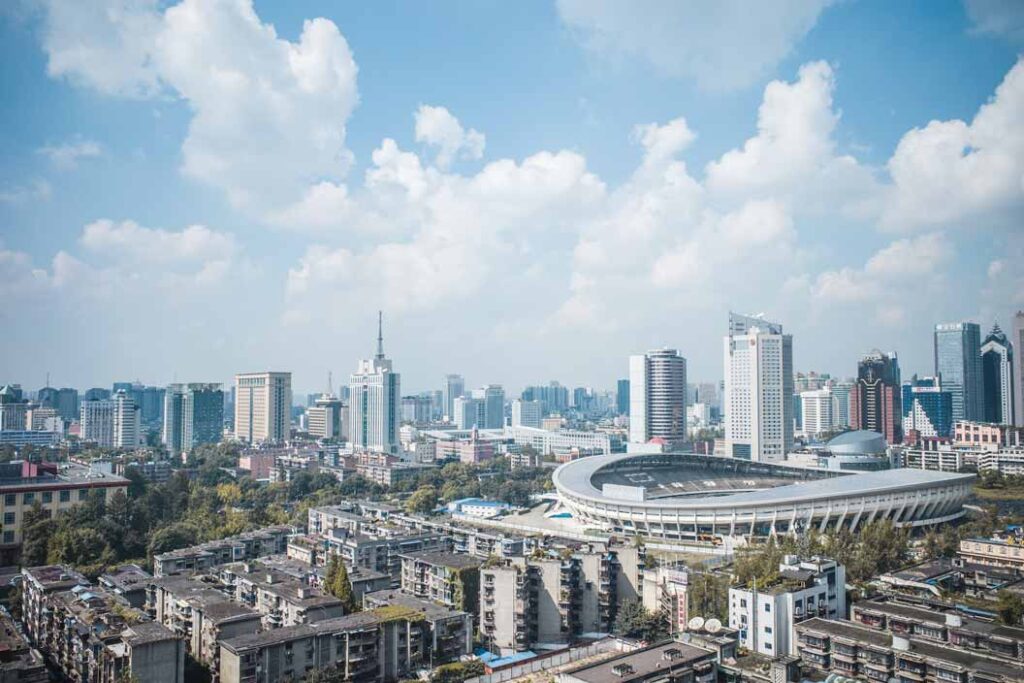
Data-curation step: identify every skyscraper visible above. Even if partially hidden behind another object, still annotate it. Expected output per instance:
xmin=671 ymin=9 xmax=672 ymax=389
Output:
xmin=453 ymin=396 xmax=485 ymax=429
xmin=934 ymin=321 xmax=983 ymax=422
xmin=81 ymin=390 xmax=140 ymax=448
xmin=801 ymin=388 xmax=833 ymax=438
xmin=482 ymin=385 xmax=505 ymax=429
xmin=442 ymin=374 xmax=465 ymax=422
xmin=307 ymin=393 xmax=345 ymax=439
xmin=723 ymin=313 xmax=793 ymax=462
xmin=629 ymin=348 xmax=687 ymax=447
xmin=511 ymin=399 xmax=542 ymax=428
xmin=850 ymin=350 xmax=902 ymax=444
xmin=831 ymin=380 xmax=853 ymax=429
xmin=981 ymin=322 xmax=1015 ymax=425
xmin=349 ymin=312 xmax=400 ymax=454
xmin=164 ymin=383 xmax=224 ymax=457
xmin=902 ymin=376 xmax=952 ymax=439
xmin=234 ymin=372 xmax=292 ymax=443
xmin=1014 ymin=312 xmax=1024 ymax=427
xmin=616 ymin=379 xmax=630 ymax=416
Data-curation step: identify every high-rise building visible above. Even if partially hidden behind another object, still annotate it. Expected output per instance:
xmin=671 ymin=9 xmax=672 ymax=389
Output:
xmin=453 ymin=397 xmax=484 ymax=430
xmin=81 ymin=390 xmax=140 ymax=448
xmin=164 ymin=383 xmax=224 ymax=457
xmin=616 ymin=379 xmax=630 ymax=416
xmin=83 ymin=387 xmax=110 ymax=402
xmin=850 ymin=350 xmax=902 ymax=444
xmin=723 ymin=313 xmax=793 ymax=462
xmin=234 ymin=372 xmax=292 ymax=444
xmin=934 ymin=321 xmax=983 ymax=422
xmin=0 ymin=385 xmax=28 ymax=432
xmin=831 ymin=380 xmax=852 ymax=429
xmin=442 ymin=375 xmax=465 ymax=422
xmin=482 ymin=385 xmax=505 ymax=429
xmin=511 ymin=399 xmax=542 ymax=428
xmin=1014 ymin=312 xmax=1024 ymax=427
xmin=113 ymin=382 xmax=164 ymax=428
xmin=902 ymin=376 xmax=953 ymax=438
xmin=981 ymin=322 xmax=1015 ymax=425
xmin=38 ymin=387 xmax=79 ymax=422
xmin=521 ymin=383 xmax=569 ymax=415
xmin=629 ymin=348 xmax=687 ymax=447
xmin=801 ymin=388 xmax=833 ymax=438
xmin=400 ymin=395 xmax=432 ymax=425
xmin=349 ymin=313 xmax=400 ymax=455
xmin=307 ymin=394 xmax=344 ymax=439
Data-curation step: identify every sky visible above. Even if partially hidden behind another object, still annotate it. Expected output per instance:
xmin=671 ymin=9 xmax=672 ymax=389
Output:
xmin=1 ymin=0 xmax=1022 ymax=397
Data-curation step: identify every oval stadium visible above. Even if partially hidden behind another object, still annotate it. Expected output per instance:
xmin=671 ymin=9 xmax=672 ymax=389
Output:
xmin=552 ymin=453 xmax=974 ymax=541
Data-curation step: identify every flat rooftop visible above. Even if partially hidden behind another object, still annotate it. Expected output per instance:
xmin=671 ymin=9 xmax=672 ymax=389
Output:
xmin=400 ymin=550 xmax=483 ymax=570
xmin=562 ymin=641 xmax=714 ymax=683
xmin=363 ymin=588 xmax=469 ymax=621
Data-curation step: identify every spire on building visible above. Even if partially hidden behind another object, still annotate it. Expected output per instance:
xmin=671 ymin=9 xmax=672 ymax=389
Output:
xmin=376 ymin=310 xmax=384 ymax=360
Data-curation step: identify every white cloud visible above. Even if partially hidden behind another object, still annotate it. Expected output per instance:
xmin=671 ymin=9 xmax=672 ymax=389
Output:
xmin=37 ymin=139 xmax=103 ymax=169
xmin=414 ymin=105 xmax=485 ymax=169
xmin=34 ymin=0 xmax=359 ymax=218
xmin=556 ymin=0 xmax=832 ymax=91
xmin=0 ymin=179 xmax=52 ymax=205
xmin=79 ymin=219 xmax=236 ymax=268
xmin=965 ymin=0 xmax=1024 ymax=42
xmin=882 ymin=58 xmax=1024 ymax=230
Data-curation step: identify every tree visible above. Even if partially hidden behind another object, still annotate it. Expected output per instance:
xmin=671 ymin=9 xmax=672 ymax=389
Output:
xmin=20 ymin=502 xmax=53 ymax=566
xmin=147 ymin=522 xmax=200 ymax=558
xmin=405 ymin=486 xmax=439 ymax=515
xmin=326 ymin=555 xmax=359 ymax=613
xmin=996 ymin=591 xmax=1024 ymax=626
xmin=430 ymin=661 xmax=485 ymax=683
xmin=613 ymin=600 xmax=668 ymax=642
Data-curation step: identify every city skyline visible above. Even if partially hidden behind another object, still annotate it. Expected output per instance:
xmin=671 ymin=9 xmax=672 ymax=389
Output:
xmin=2 ymin=1 xmax=1022 ymax=393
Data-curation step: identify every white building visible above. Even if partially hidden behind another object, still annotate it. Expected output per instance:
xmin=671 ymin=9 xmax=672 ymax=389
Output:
xmin=511 ymin=399 xmax=542 ymax=428
xmin=307 ymin=394 xmax=344 ymax=439
xmin=629 ymin=348 xmax=687 ymax=447
xmin=801 ymin=389 xmax=833 ymax=438
xmin=452 ymin=396 xmax=484 ymax=430
xmin=724 ymin=313 xmax=794 ymax=462
xmin=234 ymin=372 xmax=292 ymax=443
xmin=977 ymin=449 xmax=1024 ymax=476
xmin=81 ymin=391 xmax=141 ymax=448
xmin=504 ymin=425 xmax=611 ymax=456
xmin=442 ymin=374 xmax=465 ymax=422
xmin=349 ymin=313 xmax=401 ymax=455
xmin=729 ymin=556 xmax=846 ymax=657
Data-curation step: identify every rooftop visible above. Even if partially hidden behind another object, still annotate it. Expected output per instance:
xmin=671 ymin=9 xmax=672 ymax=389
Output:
xmin=562 ymin=640 xmax=715 ymax=683
xmin=363 ymin=588 xmax=469 ymax=622
xmin=400 ymin=550 xmax=483 ymax=570
xmin=220 ymin=611 xmax=383 ymax=654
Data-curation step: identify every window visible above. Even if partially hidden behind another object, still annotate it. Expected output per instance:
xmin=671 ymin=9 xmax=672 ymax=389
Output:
xmin=2 ymin=512 xmax=12 ymax=525
xmin=2 ymin=531 xmax=12 ymax=544
xmin=42 ymin=492 xmax=52 ymax=504
xmin=740 ymin=599 xmax=747 ymax=608
xmin=765 ymin=627 xmax=773 ymax=634
xmin=765 ymin=643 xmax=773 ymax=650
xmin=3 ymin=495 xmax=13 ymax=507
xmin=764 ymin=603 xmax=771 ymax=612
xmin=78 ymin=489 xmax=89 ymax=501
xmin=59 ymin=490 xmax=70 ymax=502
xmin=22 ymin=493 xmax=34 ymax=504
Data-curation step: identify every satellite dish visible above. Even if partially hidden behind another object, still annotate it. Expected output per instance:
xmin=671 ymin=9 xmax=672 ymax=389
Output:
xmin=706 ymin=618 xmax=722 ymax=634
xmin=688 ymin=616 xmax=705 ymax=631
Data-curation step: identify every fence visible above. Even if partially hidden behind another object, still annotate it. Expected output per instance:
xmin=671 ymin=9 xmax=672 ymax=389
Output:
xmin=464 ymin=640 xmax=621 ymax=683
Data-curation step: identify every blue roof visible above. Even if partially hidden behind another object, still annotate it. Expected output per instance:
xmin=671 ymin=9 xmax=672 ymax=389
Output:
xmin=452 ymin=497 xmax=506 ymax=507
xmin=475 ymin=649 xmax=537 ymax=667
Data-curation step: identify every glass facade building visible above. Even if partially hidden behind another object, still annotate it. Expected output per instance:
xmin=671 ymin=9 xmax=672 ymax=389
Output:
xmin=934 ymin=322 xmax=983 ymax=422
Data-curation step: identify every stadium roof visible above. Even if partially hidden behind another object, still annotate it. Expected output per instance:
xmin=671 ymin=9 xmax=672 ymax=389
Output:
xmin=554 ymin=453 xmax=973 ymax=510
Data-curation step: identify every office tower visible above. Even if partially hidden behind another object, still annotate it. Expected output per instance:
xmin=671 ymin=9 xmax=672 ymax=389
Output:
xmin=511 ymin=399 xmax=542 ymax=428
xmin=234 ymin=372 xmax=292 ymax=444
xmin=521 ymin=382 xmax=570 ymax=415
xmin=792 ymin=394 xmax=803 ymax=434
xmin=850 ymin=350 xmax=902 ymax=444
xmin=81 ymin=391 xmax=140 ymax=448
xmin=573 ymin=387 xmax=595 ymax=414
xmin=482 ymin=385 xmax=505 ymax=429
xmin=0 ymin=385 xmax=28 ymax=431
xmin=400 ymin=395 xmax=431 ymax=424
xmin=629 ymin=348 xmax=688 ymax=447
xmin=37 ymin=386 xmax=75 ymax=419
xmin=723 ymin=313 xmax=793 ymax=462
xmin=81 ymin=398 xmax=114 ymax=446
xmin=112 ymin=390 xmax=141 ymax=448
xmin=112 ymin=382 xmax=164 ymax=427
xmin=616 ymin=379 xmax=630 ymax=416
xmin=1015 ymin=312 xmax=1024 ymax=427
xmin=348 ymin=313 xmax=400 ymax=454
xmin=801 ymin=388 xmax=833 ymax=438
xmin=831 ymin=381 xmax=852 ymax=429
xmin=442 ymin=374 xmax=465 ymax=422
xmin=795 ymin=371 xmax=831 ymax=393
xmin=307 ymin=393 xmax=344 ymax=439
xmin=83 ymin=387 xmax=110 ymax=402
xmin=934 ymin=321 xmax=983 ymax=422
xmin=902 ymin=376 xmax=953 ymax=438
xmin=164 ymin=383 xmax=224 ymax=457
xmin=981 ymin=323 xmax=1015 ymax=425
xmin=453 ymin=396 xmax=484 ymax=430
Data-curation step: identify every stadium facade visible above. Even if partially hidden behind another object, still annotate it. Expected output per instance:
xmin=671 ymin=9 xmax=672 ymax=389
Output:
xmin=553 ymin=453 xmax=973 ymax=541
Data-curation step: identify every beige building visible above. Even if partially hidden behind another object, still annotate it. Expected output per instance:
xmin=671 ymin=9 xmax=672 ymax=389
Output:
xmin=959 ymin=536 xmax=1024 ymax=570
xmin=234 ymin=372 xmax=292 ymax=443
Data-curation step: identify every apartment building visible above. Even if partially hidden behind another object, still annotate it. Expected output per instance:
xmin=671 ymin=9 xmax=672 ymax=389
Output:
xmin=98 ymin=563 xmax=153 ymax=609
xmin=959 ymin=536 xmax=1024 ymax=571
xmin=0 ymin=461 xmax=129 ymax=562
xmin=318 ymin=530 xmax=449 ymax=579
xmin=217 ymin=562 xmax=345 ymax=628
xmin=152 ymin=525 xmax=295 ymax=577
xmin=557 ymin=641 xmax=717 ymax=683
xmin=362 ymin=589 xmax=473 ymax=665
xmin=234 ymin=372 xmax=292 ymax=444
xmin=728 ymin=556 xmax=846 ymax=657
xmin=0 ymin=611 xmax=46 ymax=682
xmin=22 ymin=565 xmax=184 ymax=683
xmin=796 ymin=616 xmax=1024 ymax=683
xmin=147 ymin=575 xmax=263 ymax=675
xmin=399 ymin=551 xmax=482 ymax=615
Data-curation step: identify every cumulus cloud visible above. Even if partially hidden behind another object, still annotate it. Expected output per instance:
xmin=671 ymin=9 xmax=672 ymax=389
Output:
xmin=414 ymin=105 xmax=485 ymax=169
xmin=79 ymin=219 xmax=236 ymax=267
xmin=556 ymin=0 xmax=832 ymax=91
xmin=37 ymin=139 xmax=103 ymax=169
xmin=34 ymin=0 xmax=359 ymax=217
xmin=882 ymin=58 xmax=1024 ymax=230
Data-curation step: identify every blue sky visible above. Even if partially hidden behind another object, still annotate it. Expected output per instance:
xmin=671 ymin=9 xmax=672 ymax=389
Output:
xmin=1 ymin=0 xmax=1022 ymax=396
